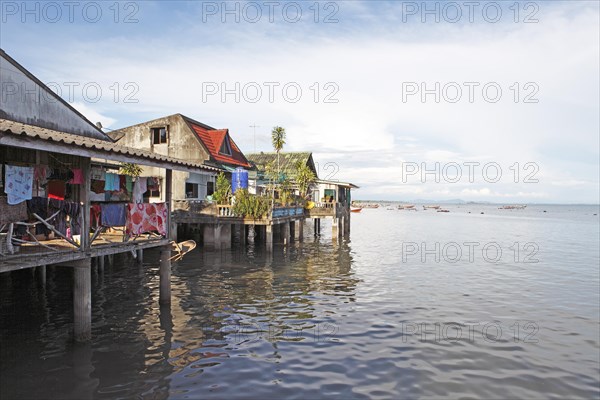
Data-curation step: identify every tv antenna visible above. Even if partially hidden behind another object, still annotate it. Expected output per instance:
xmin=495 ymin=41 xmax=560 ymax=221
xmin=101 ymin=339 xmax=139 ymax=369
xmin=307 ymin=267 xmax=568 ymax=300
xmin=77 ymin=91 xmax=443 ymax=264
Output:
xmin=249 ymin=124 xmax=260 ymax=153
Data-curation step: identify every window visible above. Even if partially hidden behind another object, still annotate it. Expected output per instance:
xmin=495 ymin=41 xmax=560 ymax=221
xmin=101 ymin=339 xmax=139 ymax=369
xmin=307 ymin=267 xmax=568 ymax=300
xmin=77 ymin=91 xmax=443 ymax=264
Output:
xmin=151 ymin=127 xmax=168 ymax=145
xmin=324 ymin=189 xmax=336 ymax=202
xmin=219 ymin=135 xmax=232 ymax=155
xmin=207 ymin=181 xmax=215 ymax=196
xmin=185 ymin=183 xmax=199 ymax=199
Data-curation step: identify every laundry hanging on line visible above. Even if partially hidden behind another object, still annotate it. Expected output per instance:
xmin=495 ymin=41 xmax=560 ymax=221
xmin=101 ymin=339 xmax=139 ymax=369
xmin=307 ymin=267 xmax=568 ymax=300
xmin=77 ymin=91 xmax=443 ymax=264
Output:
xmin=4 ymin=165 xmax=34 ymax=205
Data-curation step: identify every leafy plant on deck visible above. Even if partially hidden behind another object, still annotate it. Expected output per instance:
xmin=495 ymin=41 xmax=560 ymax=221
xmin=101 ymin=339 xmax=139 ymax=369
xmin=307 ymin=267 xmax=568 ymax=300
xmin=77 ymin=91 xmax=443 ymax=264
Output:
xmin=118 ymin=163 xmax=143 ymax=177
xmin=294 ymin=161 xmax=316 ymax=199
xmin=232 ymin=189 xmax=269 ymax=219
xmin=212 ymin=172 xmax=231 ymax=204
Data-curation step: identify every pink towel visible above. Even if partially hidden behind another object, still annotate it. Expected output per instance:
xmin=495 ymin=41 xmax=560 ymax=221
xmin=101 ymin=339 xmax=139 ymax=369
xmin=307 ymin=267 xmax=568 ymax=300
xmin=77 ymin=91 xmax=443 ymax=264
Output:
xmin=69 ymin=169 xmax=84 ymax=184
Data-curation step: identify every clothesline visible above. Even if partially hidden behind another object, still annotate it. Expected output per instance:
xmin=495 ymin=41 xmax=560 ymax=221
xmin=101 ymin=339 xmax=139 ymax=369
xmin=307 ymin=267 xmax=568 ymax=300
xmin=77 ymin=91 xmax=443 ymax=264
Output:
xmin=3 ymin=162 xmax=161 ymax=205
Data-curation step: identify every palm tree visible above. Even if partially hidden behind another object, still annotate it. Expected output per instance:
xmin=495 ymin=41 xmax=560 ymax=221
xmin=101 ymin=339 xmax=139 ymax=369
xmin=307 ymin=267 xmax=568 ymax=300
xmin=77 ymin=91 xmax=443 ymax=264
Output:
xmin=271 ymin=126 xmax=286 ymax=181
xmin=295 ymin=161 xmax=316 ymax=199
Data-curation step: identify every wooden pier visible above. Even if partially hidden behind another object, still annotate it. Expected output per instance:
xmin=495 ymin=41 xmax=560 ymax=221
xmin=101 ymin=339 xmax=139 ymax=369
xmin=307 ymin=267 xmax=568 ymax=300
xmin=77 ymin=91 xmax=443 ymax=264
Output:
xmin=1 ymin=120 xmax=218 ymax=342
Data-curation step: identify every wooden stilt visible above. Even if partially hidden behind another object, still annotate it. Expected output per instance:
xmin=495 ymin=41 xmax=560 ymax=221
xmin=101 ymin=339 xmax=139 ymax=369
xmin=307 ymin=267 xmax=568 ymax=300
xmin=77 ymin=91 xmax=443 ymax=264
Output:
xmin=38 ymin=265 xmax=47 ymax=285
xmin=159 ymin=246 xmax=171 ymax=305
xmin=73 ymin=259 xmax=92 ymax=342
xmin=136 ymin=249 xmax=143 ymax=264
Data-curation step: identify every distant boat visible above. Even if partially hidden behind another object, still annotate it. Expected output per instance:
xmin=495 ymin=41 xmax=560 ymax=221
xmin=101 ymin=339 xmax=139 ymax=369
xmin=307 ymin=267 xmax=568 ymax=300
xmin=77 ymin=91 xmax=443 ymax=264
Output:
xmin=423 ymin=205 xmax=441 ymax=210
xmin=398 ymin=204 xmax=416 ymax=210
xmin=350 ymin=206 xmax=362 ymax=213
xmin=499 ymin=205 xmax=527 ymax=210
xmin=437 ymin=209 xmax=450 ymax=213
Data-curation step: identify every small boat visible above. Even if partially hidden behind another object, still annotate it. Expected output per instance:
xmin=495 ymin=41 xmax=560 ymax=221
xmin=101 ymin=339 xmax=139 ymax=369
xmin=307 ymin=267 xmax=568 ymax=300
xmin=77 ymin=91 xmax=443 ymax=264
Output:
xmin=423 ymin=205 xmax=441 ymax=210
xmin=499 ymin=205 xmax=527 ymax=210
xmin=398 ymin=204 xmax=416 ymax=210
xmin=437 ymin=209 xmax=450 ymax=213
xmin=350 ymin=206 xmax=362 ymax=213
xmin=169 ymin=240 xmax=197 ymax=261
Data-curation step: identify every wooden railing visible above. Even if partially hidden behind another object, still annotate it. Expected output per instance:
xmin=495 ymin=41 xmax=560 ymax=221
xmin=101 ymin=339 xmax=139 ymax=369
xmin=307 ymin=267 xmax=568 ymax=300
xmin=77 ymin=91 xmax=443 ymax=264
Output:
xmin=173 ymin=200 xmax=304 ymax=220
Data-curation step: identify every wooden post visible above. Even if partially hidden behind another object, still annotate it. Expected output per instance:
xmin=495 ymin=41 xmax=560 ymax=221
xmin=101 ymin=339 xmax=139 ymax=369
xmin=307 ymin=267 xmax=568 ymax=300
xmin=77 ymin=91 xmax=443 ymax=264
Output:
xmin=165 ymin=169 xmax=173 ymax=240
xmin=332 ymin=218 xmax=339 ymax=239
xmin=97 ymin=256 xmax=104 ymax=271
xmin=38 ymin=265 xmax=47 ymax=285
xmin=159 ymin=246 xmax=171 ymax=305
xmin=289 ymin=221 xmax=295 ymax=241
xmin=79 ymin=158 xmax=91 ymax=251
xmin=73 ymin=259 xmax=92 ymax=342
xmin=136 ymin=249 xmax=143 ymax=264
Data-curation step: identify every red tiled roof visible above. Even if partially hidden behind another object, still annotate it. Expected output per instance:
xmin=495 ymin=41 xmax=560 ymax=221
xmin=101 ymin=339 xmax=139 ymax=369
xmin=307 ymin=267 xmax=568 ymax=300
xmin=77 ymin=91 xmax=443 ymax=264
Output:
xmin=189 ymin=123 xmax=251 ymax=168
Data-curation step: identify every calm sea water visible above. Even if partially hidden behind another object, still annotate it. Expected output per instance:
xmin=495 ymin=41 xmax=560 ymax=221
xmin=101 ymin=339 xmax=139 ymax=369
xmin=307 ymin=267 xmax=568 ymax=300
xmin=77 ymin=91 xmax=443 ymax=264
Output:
xmin=1 ymin=204 xmax=599 ymax=399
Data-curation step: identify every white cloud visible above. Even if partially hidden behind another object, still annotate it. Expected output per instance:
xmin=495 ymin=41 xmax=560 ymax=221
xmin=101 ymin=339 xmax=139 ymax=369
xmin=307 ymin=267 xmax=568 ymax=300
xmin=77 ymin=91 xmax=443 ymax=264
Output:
xmin=5 ymin=1 xmax=597 ymax=203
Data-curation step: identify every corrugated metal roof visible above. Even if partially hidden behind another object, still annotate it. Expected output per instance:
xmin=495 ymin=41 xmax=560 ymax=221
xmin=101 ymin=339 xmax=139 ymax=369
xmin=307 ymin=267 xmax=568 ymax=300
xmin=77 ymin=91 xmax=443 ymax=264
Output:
xmin=0 ymin=119 xmax=221 ymax=173
xmin=246 ymin=152 xmax=315 ymax=177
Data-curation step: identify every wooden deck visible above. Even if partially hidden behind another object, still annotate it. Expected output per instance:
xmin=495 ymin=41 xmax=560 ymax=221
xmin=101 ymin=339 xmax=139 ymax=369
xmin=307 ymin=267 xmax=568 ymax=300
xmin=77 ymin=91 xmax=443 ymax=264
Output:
xmin=0 ymin=233 xmax=168 ymax=273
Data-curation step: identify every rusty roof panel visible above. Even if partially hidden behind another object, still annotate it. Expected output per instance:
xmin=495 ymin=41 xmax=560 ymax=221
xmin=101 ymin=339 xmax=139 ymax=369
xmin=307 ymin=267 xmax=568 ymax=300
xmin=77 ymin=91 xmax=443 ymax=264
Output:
xmin=0 ymin=119 xmax=221 ymax=173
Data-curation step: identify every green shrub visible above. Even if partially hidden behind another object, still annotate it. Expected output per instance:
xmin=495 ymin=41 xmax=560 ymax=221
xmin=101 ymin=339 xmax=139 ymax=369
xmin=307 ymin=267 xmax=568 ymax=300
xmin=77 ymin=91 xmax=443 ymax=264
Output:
xmin=232 ymin=189 xmax=269 ymax=219
xmin=213 ymin=172 xmax=231 ymax=204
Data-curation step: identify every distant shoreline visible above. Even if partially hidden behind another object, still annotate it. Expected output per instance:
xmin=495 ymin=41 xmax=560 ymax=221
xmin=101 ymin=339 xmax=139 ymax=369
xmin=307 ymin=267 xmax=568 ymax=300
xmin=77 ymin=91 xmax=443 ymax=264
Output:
xmin=353 ymin=200 xmax=600 ymax=206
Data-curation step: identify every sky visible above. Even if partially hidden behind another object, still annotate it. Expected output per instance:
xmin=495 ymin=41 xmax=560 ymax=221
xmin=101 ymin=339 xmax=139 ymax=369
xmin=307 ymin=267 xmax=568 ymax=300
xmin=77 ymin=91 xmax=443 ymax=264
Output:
xmin=1 ymin=0 xmax=598 ymax=203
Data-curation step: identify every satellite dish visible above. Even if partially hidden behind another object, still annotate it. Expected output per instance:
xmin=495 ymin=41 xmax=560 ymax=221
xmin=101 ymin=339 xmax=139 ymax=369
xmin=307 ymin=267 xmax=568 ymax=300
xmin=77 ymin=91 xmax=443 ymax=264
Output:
xmin=96 ymin=122 xmax=103 ymax=129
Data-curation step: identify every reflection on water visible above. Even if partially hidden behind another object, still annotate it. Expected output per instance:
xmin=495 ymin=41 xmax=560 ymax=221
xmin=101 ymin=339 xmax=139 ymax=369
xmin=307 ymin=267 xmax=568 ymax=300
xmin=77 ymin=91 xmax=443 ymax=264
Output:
xmin=1 ymin=205 xmax=599 ymax=399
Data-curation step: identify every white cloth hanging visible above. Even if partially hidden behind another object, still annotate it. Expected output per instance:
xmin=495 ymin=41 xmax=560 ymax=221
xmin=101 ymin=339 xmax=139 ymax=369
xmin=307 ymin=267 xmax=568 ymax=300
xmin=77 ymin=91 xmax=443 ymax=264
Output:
xmin=4 ymin=165 xmax=34 ymax=205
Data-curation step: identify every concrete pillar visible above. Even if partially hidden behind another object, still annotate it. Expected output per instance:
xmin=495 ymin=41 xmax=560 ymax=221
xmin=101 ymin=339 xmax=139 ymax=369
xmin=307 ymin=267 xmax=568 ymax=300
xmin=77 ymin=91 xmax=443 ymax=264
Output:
xmin=332 ymin=218 xmax=339 ymax=238
xmin=239 ymin=225 xmax=247 ymax=246
xmin=266 ymin=225 xmax=273 ymax=252
xmin=248 ymin=225 xmax=255 ymax=244
xmin=203 ymin=223 xmax=215 ymax=246
xmin=282 ymin=222 xmax=290 ymax=245
xmin=214 ymin=224 xmax=222 ymax=248
xmin=296 ymin=218 xmax=304 ymax=241
xmin=97 ymin=256 xmax=105 ymax=271
xmin=73 ymin=259 xmax=92 ymax=342
xmin=220 ymin=224 xmax=232 ymax=249
xmin=136 ymin=249 xmax=144 ymax=264
xmin=289 ymin=221 xmax=295 ymax=241
xmin=159 ymin=246 xmax=171 ymax=305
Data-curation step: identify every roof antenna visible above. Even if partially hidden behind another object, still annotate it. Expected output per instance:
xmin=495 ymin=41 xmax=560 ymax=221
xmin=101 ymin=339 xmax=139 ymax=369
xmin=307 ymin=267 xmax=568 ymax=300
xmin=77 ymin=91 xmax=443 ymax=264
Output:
xmin=96 ymin=122 xmax=103 ymax=129
xmin=249 ymin=124 xmax=260 ymax=153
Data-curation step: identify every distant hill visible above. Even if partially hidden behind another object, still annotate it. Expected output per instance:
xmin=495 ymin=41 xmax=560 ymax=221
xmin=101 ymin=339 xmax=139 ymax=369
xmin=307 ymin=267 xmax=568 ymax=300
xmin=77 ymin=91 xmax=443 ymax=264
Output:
xmin=355 ymin=199 xmax=472 ymax=204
